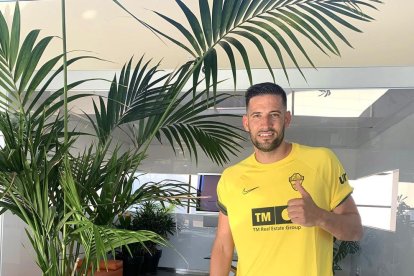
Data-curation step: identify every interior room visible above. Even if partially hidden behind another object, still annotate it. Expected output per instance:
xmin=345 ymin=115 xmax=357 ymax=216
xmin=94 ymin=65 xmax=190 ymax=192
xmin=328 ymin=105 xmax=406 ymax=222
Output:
xmin=0 ymin=0 xmax=413 ymax=275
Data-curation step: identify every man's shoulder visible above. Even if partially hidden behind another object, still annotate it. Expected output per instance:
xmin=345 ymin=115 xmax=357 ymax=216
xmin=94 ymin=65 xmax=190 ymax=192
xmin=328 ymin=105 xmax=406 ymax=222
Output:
xmin=222 ymin=154 xmax=255 ymax=175
xmin=295 ymin=143 xmax=334 ymax=158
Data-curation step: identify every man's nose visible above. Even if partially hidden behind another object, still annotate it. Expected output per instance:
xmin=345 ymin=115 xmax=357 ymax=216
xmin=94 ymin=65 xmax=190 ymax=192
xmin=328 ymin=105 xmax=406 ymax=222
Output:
xmin=260 ymin=115 xmax=273 ymax=127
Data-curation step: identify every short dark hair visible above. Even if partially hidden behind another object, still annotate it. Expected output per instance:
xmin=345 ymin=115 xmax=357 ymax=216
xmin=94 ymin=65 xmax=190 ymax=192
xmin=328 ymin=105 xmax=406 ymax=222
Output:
xmin=245 ymin=82 xmax=287 ymax=108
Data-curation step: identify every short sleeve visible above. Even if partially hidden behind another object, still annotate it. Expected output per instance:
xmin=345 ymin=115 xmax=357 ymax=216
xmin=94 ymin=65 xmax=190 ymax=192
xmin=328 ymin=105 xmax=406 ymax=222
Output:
xmin=326 ymin=149 xmax=353 ymax=210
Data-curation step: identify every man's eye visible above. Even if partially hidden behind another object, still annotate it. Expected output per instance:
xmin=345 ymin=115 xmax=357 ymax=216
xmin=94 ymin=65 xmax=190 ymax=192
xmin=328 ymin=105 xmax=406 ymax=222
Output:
xmin=271 ymin=113 xmax=280 ymax=118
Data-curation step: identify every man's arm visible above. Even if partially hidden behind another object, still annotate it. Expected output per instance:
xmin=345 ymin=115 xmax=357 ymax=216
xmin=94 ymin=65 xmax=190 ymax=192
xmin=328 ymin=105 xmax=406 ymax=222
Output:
xmin=317 ymin=195 xmax=362 ymax=241
xmin=287 ymin=181 xmax=363 ymax=241
xmin=210 ymin=211 xmax=235 ymax=276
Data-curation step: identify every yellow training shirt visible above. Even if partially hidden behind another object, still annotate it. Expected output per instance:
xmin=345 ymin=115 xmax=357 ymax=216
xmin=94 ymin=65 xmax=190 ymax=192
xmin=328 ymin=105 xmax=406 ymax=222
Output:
xmin=217 ymin=143 xmax=353 ymax=276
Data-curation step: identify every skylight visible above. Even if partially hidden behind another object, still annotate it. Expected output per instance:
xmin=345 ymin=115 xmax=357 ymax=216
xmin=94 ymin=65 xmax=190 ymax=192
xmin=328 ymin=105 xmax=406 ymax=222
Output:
xmin=287 ymin=89 xmax=388 ymax=117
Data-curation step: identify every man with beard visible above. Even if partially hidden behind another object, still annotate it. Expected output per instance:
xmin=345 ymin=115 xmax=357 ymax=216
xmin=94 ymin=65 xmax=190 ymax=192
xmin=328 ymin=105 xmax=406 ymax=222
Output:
xmin=210 ymin=83 xmax=362 ymax=276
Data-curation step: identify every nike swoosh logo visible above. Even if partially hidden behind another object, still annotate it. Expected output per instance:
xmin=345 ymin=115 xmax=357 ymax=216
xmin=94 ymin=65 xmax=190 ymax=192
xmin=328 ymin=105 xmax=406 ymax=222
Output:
xmin=242 ymin=186 xmax=259 ymax=195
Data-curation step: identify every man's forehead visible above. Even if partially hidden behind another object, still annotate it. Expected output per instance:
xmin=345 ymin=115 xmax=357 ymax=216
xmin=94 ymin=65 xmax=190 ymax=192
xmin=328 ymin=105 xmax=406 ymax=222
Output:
xmin=247 ymin=95 xmax=284 ymax=109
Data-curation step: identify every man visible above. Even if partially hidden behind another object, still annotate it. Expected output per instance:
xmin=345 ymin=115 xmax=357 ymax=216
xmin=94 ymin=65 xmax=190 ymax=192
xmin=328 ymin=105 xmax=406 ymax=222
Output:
xmin=210 ymin=83 xmax=362 ymax=276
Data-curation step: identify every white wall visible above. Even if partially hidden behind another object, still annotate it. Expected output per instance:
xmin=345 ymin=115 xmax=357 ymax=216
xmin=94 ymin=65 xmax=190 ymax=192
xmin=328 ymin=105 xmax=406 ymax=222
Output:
xmin=1 ymin=66 xmax=414 ymax=274
xmin=336 ymin=110 xmax=414 ymax=276
xmin=0 ymin=212 xmax=41 ymax=276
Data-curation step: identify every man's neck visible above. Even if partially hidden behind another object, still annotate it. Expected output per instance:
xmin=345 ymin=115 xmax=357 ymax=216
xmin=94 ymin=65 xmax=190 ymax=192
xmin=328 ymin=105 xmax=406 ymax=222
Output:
xmin=254 ymin=142 xmax=292 ymax=164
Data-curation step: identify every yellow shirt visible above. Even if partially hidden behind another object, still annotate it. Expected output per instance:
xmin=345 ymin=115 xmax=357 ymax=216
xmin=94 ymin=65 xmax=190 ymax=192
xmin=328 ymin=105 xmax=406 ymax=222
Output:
xmin=217 ymin=143 xmax=352 ymax=276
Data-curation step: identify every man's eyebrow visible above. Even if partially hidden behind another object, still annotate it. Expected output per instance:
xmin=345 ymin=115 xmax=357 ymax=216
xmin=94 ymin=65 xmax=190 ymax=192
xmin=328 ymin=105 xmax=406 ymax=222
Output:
xmin=249 ymin=111 xmax=261 ymax=115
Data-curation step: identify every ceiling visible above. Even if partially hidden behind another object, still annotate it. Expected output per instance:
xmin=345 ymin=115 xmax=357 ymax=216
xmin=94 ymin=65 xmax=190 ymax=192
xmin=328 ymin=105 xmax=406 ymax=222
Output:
xmin=2 ymin=0 xmax=414 ymax=173
xmin=203 ymin=87 xmax=414 ymax=148
xmin=0 ymin=0 xmax=412 ymax=71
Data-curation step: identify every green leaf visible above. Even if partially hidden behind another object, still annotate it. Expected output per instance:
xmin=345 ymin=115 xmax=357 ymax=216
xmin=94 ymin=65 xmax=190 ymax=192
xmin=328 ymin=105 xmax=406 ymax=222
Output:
xmin=232 ymin=30 xmax=275 ymax=81
xmin=191 ymin=60 xmax=203 ymax=99
xmin=0 ymin=7 xmax=10 ymax=57
xmin=9 ymin=1 xmax=20 ymax=71
xmin=223 ymin=36 xmax=252 ymax=85
xmin=274 ymin=10 xmax=337 ymax=55
xmin=234 ymin=0 xmax=252 ymax=26
xmin=259 ymin=15 xmax=315 ymax=67
xmin=178 ymin=124 xmax=198 ymax=160
xmin=351 ymin=0 xmax=382 ymax=10
xmin=203 ymin=51 xmax=212 ymax=101
xmin=14 ymin=30 xmax=41 ymax=83
xmin=242 ymin=0 xmax=261 ymax=22
xmin=298 ymin=3 xmax=353 ymax=48
xmin=239 ymin=25 xmax=289 ymax=82
xmin=250 ymin=20 xmax=305 ymax=79
xmin=226 ymin=0 xmax=244 ymax=32
xmin=252 ymin=0 xmax=272 ymax=18
xmin=176 ymin=0 xmax=207 ymax=51
xmin=218 ymin=41 xmax=237 ymax=90
xmin=22 ymin=54 xmax=61 ymax=107
xmin=220 ymin=0 xmax=236 ymax=37
xmin=320 ymin=2 xmax=374 ymax=21
xmin=19 ymin=36 xmax=53 ymax=93
xmin=211 ymin=0 xmax=223 ymax=42
xmin=199 ymin=0 xmax=213 ymax=47
xmin=309 ymin=2 xmax=364 ymax=32
xmin=153 ymin=11 xmax=201 ymax=55
xmin=32 ymin=86 xmax=94 ymax=121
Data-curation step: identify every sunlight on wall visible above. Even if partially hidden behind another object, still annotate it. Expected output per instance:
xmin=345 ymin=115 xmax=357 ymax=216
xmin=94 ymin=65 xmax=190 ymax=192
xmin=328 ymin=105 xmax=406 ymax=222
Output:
xmin=350 ymin=169 xmax=399 ymax=231
xmin=287 ymin=89 xmax=387 ymax=117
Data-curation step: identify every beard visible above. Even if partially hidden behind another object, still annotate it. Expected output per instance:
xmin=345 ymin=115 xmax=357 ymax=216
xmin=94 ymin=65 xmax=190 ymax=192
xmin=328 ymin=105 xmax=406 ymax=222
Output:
xmin=249 ymin=126 xmax=285 ymax=152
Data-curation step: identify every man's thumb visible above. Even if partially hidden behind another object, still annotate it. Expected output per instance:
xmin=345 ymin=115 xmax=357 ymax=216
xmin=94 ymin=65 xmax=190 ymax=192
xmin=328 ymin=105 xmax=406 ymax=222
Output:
xmin=295 ymin=180 xmax=310 ymax=198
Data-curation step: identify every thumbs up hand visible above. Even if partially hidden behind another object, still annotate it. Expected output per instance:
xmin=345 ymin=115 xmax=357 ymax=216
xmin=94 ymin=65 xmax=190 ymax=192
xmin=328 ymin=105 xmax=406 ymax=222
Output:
xmin=287 ymin=180 xmax=322 ymax=227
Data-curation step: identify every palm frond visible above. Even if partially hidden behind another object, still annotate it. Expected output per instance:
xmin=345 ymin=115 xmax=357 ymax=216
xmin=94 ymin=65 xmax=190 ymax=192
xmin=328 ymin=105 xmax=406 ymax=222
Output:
xmin=90 ymin=57 xmax=174 ymax=145
xmin=0 ymin=2 xmax=102 ymax=121
xmin=128 ymin=0 xmax=381 ymax=92
xmin=154 ymin=85 xmax=246 ymax=166
xmin=61 ymin=161 xmax=168 ymax=275
xmin=70 ymin=144 xmax=145 ymax=225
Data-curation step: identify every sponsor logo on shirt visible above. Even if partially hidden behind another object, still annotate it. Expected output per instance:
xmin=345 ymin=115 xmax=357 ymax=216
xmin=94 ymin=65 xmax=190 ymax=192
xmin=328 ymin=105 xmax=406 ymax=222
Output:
xmin=252 ymin=206 xmax=291 ymax=226
xmin=242 ymin=186 xmax=259 ymax=195
xmin=339 ymin=172 xmax=347 ymax=184
xmin=289 ymin=173 xmax=304 ymax=191
xmin=251 ymin=206 xmax=302 ymax=232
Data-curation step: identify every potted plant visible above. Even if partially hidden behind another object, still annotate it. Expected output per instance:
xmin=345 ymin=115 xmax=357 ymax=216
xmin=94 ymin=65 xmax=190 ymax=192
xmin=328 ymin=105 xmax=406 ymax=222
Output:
xmin=333 ymin=238 xmax=360 ymax=274
xmin=0 ymin=1 xmax=381 ymax=275
xmin=115 ymin=202 xmax=177 ymax=275
xmin=131 ymin=201 xmax=177 ymax=275
xmin=115 ymin=212 xmax=145 ymax=276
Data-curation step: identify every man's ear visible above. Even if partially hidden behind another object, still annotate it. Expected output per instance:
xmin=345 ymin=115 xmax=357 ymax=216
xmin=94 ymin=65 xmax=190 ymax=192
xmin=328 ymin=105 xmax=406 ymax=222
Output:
xmin=242 ymin=115 xmax=249 ymax=131
xmin=285 ymin=111 xmax=292 ymax=127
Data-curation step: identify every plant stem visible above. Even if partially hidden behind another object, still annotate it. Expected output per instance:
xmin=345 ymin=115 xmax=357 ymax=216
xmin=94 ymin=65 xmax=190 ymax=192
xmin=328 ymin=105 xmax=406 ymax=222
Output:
xmin=60 ymin=0 xmax=69 ymax=275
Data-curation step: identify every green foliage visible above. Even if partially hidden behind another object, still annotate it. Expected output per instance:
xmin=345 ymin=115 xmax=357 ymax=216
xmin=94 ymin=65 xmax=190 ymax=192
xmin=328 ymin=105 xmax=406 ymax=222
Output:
xmin=116 ymin=201 xmax=178 ymax=255
xmin=131 ymin=201 xmax=177 ymax=254
xmin=0 ymin=1 xmax=382 ymax=275
xmin=115 ymin=0 xmax=382 ymax=94
xmin=89 ymin=59 xmax=245 ymax=165
xmin=333 ymin=238 xmax=360 ymax=273
xmin=0 ymin=2 xmax=201 ymax=275
xmin=132 ymin=201 xmax=177 ymax=238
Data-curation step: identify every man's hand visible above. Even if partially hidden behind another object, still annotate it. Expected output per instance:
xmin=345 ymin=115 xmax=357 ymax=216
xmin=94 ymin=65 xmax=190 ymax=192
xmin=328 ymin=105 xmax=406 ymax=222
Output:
xmin=287 ymin=180 xmax=322 ymax=227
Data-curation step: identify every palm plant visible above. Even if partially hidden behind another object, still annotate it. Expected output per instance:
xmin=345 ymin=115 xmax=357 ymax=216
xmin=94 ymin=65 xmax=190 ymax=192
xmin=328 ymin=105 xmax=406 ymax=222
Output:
xmin=333 ymin=238 xmax=360 ymax=273
xmin=0 ymin=1 xmax=243 ymax=275
xmin=0 ymin=2 xmax=165 ymax=275
xmin=0 ymin=0 xmax=381 ymax=275
xmin=115 ymin=0 xmax=381 ymax=96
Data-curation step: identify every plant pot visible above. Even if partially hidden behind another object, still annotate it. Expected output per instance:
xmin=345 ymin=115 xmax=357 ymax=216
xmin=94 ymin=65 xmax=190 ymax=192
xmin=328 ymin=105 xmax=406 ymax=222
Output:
xmin=140 ymin=249 xmax=162 ymax=275
xmin=123 ymin=254 xmax=144 ymax=276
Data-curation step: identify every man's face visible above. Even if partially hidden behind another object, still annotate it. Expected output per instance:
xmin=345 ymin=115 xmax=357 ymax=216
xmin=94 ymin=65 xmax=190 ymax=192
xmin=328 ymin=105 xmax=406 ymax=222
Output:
xmin=242 ymin=94 xmax=291 ymax=152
